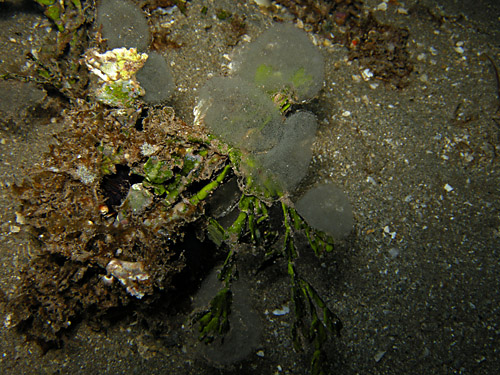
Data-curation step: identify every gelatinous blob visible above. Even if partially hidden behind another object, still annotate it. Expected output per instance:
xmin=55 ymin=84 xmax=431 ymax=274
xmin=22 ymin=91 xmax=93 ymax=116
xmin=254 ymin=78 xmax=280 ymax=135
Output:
xmin=232 ymin=23 xmax=324 ymax=102
xmin=136 ymin=51 xmax=175 ymax=104
xmin=96 ymin=0 xmax=150 ymax=51
xmin=254 ymin=111 xmax=318 ymax=193
xmin=196 ymin=76 xmax=284 ymax=152
xmin=295 ymin=183 xmax=354 ymax=239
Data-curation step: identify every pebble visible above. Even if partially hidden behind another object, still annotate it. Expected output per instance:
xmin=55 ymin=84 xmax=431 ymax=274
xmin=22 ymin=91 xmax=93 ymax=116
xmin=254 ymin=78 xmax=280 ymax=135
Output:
xmin=419 ymin=73 xmax=428 ymax=83
xmin=374 ymin=350 xmax=386 ymax=362
xmin=377 ymin=2 xmax=388 ymax=12
xmin=388 ymin=247 xmax=400 ymax=258
xmin=9 ymin=225 xmax=21 ymax=233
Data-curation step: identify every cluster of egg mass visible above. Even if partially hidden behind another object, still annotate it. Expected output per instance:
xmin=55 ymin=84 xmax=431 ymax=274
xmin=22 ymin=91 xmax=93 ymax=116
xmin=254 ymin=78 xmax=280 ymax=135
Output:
xmin=96 ymin=1 xmax=353 ymax=238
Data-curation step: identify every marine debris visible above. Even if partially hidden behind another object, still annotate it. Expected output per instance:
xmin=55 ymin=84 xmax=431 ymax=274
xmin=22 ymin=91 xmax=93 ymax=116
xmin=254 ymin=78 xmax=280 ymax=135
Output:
xmin=6 ymin=3 xmax=355 ymax=374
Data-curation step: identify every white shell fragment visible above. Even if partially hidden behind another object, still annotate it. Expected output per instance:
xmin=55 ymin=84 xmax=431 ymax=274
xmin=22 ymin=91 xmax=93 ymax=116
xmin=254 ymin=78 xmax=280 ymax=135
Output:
xmin=106 ymin=259 xmax=151 ymax=299
xmin=361 ymin=68 xmax=374 ymax=81
xmin=272 ymin=305 xmax=290 ymax=316
xmin=444 ymin=183 xmax=454 ymax=192
xmin=252 ymin=0 xmax=271 ymax=6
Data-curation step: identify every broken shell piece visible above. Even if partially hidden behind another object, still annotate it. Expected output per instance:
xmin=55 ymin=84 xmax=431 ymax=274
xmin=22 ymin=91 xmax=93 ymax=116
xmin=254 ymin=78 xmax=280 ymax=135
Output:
xmin=84 ymin=47 xmax=148 ymax=107
xmin=361 ymin=68 xmax=374 ymax=81
xmin=106 ymin=259 xmax=151 ymax=299
xmin=252 ymin=0 xmax=271 ymax=6
xmin=84 ymin=47 xmax=148 ymax=82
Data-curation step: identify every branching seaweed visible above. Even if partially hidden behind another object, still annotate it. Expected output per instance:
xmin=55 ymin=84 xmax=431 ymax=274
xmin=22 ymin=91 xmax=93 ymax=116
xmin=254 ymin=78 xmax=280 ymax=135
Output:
xmin=194 ymin=183 xmax=342 ymax=373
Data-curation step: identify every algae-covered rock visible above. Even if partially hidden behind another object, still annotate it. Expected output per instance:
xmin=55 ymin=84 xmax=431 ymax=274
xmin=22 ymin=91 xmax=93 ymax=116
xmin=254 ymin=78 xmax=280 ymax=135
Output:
xmin=232 ymin=23 xmax=324 ymax=102
xmin=196 ymin=76 xmax=284 ymax=152
xmin=9 ymin=104 xmax=221 ymax=345
xmin=295 ymin=183 xmax=354 ymax=239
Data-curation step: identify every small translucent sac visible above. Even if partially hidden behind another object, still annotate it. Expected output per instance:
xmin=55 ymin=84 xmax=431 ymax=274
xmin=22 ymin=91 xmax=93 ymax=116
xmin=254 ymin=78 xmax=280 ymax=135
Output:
xmin=295 ymin=183 xmax=354 ymax=239
xmin=136 ymin=51 xmax=175 ymax=104
xmin=253 ymin=111 xmax=318 ymax=193
xmin=196 ymin=76 xmax=284 ymax=152
xmin=96 ymin=0 xmax=150 ymax=51
xmin=232 ymin=23 xmax=324 ymax=102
